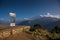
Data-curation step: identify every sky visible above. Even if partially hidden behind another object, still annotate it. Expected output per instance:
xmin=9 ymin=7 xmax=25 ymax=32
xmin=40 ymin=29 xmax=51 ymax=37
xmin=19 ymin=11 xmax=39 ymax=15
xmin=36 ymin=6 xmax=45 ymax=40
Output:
xmin=0 ymin=0 xmax=60 ymax=20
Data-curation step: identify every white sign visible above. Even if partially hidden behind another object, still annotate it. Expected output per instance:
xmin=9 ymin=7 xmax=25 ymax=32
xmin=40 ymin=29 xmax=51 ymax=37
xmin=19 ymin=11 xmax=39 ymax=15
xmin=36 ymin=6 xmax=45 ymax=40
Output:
xmin=10 ymin=23 xmax=15 ymax=26
xmin=9 ymin=12 xmax=16 ymax=17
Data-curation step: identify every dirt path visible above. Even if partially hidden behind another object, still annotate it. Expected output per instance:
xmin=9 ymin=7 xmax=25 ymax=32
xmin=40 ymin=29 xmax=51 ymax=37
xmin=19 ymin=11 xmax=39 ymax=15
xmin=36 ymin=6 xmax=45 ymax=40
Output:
xmin=2 ymin=32 xmax=33 ymax=40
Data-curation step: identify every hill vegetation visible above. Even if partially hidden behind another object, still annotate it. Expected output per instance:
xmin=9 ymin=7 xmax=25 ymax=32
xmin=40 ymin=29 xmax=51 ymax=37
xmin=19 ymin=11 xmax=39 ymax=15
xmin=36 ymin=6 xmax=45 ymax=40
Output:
xmin=27 ymin=24 xmax=60 ymax=40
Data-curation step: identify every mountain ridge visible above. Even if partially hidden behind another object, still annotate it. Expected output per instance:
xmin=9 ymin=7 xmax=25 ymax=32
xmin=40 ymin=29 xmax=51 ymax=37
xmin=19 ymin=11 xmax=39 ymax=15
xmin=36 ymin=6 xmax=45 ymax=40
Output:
xmin=18 ymin=16 xmax=60 ymax=31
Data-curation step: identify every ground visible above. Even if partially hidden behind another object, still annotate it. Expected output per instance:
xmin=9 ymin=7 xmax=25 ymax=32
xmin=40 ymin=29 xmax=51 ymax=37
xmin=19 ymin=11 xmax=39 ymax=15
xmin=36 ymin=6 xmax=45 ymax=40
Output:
xmin=2 ymin=32 xmax=33 ymax=40
xmin=0 ymin=26 xmax=33 ymax=40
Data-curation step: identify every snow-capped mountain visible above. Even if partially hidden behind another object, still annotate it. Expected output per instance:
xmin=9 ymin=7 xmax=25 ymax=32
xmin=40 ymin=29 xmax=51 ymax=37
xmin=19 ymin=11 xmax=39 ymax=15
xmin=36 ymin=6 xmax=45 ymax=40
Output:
xmin=40 ymin=13 xmax=60 ymax=19
xmin=18 ymin=13 xmax=60 ymax=31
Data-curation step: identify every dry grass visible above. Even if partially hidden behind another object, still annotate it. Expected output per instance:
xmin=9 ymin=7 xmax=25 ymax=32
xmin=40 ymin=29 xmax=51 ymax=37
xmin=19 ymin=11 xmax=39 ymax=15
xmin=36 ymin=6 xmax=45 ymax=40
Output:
xmin=0 ymin=25 xmax=31 ymax=40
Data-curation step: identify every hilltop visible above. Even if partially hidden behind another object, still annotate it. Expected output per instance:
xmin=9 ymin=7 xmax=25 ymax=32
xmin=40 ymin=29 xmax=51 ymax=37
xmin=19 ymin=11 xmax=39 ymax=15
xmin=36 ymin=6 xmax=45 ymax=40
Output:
xmin=0 ymin=25 xmax=60 ymax=40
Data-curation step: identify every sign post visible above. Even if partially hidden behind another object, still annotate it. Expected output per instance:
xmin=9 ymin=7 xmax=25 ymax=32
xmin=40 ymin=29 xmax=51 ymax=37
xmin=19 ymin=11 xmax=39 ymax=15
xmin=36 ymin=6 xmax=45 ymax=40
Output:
xmin=9 ymin=12 xmax=16 ymax=35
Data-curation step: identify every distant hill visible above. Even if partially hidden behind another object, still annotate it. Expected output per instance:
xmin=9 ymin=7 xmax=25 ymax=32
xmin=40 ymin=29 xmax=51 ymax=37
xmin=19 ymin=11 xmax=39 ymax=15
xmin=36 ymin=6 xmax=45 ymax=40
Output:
xmin=0 ymin=20 xmax=9 ymax=25
xmin=18 ymin=16 xmax=60 ymax=31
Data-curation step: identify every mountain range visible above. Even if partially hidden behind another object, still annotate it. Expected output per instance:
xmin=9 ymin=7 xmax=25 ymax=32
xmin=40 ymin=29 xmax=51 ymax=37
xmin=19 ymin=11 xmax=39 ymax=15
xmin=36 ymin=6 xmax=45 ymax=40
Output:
xmin=0 ymin=13 xmax=60 ymax=31
xmin=18 ymin=14 xmax=60 ymax=31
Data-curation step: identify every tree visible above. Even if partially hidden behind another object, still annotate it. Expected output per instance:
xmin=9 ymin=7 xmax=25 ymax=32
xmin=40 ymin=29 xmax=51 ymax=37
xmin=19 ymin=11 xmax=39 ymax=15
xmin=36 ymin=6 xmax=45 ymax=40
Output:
xmin=30 ymin=24 xmax=42 ymax=31
xmin=33 ymin=24 xmax=42 ymax=30
xmin=51 ymin=26 xmax=60 ymax=33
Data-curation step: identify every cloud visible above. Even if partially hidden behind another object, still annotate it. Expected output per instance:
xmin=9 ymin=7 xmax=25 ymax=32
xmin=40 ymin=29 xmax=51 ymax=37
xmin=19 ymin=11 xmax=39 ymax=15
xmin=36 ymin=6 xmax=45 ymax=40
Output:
xmin=16 ymin=18 xmax=33 ymax=21
xmin=40 ymin=13 xmax=60 ymax=18
xmin=24 ymin=18 xmax=32 ymax=20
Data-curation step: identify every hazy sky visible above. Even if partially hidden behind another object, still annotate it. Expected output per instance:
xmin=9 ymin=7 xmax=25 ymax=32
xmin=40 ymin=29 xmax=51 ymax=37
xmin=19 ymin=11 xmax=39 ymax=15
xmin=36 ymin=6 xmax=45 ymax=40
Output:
xmin=0 ymin=0 xmax=60 ymax=19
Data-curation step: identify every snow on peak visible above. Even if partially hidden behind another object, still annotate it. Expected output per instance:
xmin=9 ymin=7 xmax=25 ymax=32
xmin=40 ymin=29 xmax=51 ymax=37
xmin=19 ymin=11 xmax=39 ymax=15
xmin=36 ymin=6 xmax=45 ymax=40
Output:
xmin=40 ymin=13 xmax=60 ymax=18
xmin=24 ymin=18 xmax=33 ymax=20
